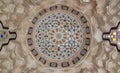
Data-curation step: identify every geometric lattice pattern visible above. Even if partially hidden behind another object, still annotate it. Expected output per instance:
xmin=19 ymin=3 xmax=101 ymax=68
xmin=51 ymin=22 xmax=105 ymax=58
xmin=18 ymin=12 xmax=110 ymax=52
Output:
xmin=34 ymin=12 xmax=83 ymax=60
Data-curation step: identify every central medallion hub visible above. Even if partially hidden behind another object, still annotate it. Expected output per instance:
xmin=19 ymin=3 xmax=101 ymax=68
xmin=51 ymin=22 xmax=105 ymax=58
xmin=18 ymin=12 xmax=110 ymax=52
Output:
xmin=48 ymin=27 xmax=68 ymax=45
xmin=55 ymin=32 xmax=63 ymax=40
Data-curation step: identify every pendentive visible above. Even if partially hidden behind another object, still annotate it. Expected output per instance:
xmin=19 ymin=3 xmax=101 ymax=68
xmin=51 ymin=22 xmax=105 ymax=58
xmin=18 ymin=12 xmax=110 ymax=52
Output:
xmin=102 ymin=21 xmax=120 ymax=52
xmin=0 ymin=21 xmax=17 ymax=51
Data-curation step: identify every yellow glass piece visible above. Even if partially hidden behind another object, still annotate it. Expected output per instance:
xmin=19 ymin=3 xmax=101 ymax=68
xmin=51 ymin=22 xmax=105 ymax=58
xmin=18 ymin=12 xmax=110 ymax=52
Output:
xmin=113 ymin=38 xmax=116 ymax=42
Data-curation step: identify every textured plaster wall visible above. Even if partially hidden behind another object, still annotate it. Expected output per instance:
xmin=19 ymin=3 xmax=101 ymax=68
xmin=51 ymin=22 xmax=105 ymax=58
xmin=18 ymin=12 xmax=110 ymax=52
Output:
xmin=0 ymin=0 xmax=120 ymax=73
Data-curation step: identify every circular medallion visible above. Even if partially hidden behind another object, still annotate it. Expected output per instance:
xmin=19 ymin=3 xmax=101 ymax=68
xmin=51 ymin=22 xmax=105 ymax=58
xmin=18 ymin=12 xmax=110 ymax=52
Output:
xmin=34 ymin=12 xmax=83 ymax=60
xmin=27 ymin=4 xmax=92 ymax=68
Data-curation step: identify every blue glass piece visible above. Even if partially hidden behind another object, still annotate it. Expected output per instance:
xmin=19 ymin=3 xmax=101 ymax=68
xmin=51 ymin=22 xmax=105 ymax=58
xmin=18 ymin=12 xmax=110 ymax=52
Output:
xmin=86 ymin=27 xmax=90 ymax=34
xmin=0 ymin=34 xmax=3 ymax=38
xmin=116 ymin=35 xmax=120 ymax=39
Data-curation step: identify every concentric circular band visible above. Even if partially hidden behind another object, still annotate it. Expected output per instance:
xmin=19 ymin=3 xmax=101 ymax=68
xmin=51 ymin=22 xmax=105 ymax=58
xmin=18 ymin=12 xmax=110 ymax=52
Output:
xmin=26 ymin=4 xmax=92 ymax=68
